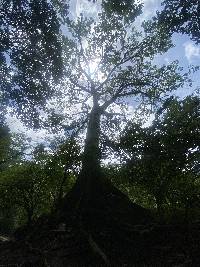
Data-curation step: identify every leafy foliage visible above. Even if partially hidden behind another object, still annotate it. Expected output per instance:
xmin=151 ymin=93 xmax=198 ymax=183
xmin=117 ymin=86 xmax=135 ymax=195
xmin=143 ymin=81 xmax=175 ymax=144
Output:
xmin=0 ymin=162 xmax=51 ymax=225
xmin=48 ymin=2 xmax=189 ymax=148
xmin=0 ymin=124 xmax=11 ymax=171
xmin=120 ymin=96 xmax=200 ymax=219
xmin=146 ymin=0 xmax=200 ymax=44
xmin=44 ymin=138 xmax=81 ymax=203
xmin=0 ymin=138 xmax=80 ymax=228
xmin=0 ymin=0 xmax=63 ymax=126
xmin=102 ymin=0 xmax=143 ymax=23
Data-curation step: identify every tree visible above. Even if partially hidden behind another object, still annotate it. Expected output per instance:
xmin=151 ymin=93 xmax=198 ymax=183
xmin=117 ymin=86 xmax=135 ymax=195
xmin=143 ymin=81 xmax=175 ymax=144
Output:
xmin=0 ymin=105 xmax=22 ymax=171
xmin=145 ymin=0 xmax=200 ymax=44
xmin=44 ymin=138 xmax=81 ymax=205
xmin=0 ymin=161 xmax=51 ymax=226
xmin=1 ymin=0 xmax=190 ymax=227
xmin=0 ymin=117 xmax=26 ymax=171
xmin=0 ymin=137 xmax=80 ymax=230
xmin=0 ymin=0 xmax=63 ymax=126
xmin=59 ymin=7 xmax=189 ymax=216
xmin=120 ymin=95 xmax=200 ymax=221
xmin=0 ymin=119 xmax=14 ymax=233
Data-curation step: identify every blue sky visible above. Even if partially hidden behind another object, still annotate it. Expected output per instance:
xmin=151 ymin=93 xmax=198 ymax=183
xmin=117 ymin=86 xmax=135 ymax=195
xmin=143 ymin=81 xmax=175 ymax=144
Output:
xmin=6 ymin=0 xmax=200 ymax=148
xmin=140 ymin=0 xmax=200 ymax=97
xmin=154 ymin=33 xmax=200 ymax=97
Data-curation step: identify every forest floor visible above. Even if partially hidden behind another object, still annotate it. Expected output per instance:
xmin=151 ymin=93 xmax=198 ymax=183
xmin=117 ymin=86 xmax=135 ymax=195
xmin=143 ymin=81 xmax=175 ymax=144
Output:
xmin=1 ymin=215 xmax=200 ymax=266
xmin=0 ymin=181 xmax=200 ymax=267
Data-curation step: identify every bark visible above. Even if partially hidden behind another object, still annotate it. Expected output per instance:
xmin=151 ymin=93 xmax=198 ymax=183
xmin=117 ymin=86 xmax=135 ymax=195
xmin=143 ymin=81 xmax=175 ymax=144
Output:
xmin=77 ymin=104 xmax=103 ymax=202
xmin=81 ymin=105 xmax=102 ymax=178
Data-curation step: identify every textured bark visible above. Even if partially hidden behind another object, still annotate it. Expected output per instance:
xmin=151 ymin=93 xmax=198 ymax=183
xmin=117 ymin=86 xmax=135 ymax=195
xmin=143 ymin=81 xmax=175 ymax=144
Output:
xmin=75 ymin=104 xmax=103 ymax=214
xmin=80 ymin=105 xmax=102 ymax=180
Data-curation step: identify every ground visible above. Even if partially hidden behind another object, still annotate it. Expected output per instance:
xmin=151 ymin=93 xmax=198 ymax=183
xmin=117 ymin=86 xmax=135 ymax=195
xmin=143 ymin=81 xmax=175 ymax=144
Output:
xmin=1 ymin=219 xmax=200 ymax=266
xmin=0 ymin=181 xmax=200 ymax=266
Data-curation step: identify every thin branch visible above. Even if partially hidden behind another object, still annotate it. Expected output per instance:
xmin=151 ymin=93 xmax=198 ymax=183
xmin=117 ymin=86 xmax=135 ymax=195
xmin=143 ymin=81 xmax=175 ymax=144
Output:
xmin=97 ymin=46 xmax=142 ymax=91
xmin=78 ymin=33 xmax=90 ymax=68
xmin=69 ymin=78 xmax=91 ymax=94
xmin=76 ymin=35 xmax=94 ymax=86
xmin=96 ymin=59 xmax=125 ymax=91
xmin=101 ymin=132 xmax=120 ymax=152
xmin=77 ymin=57 xmax=94 ymax=86
xmin=103 ymin=111 xmax=125 ymax=117
xmin=100 ymin=97 xmax=116 ymax=111
xmin=88 ymin=233 xmax=110 ymax=266
xmin=101 ymin=81 xmax=150 ymax=111
xmin=71 ymin=117 xmax=89 ymax=138
xmin=80 ymin=227 xmax=110 ymax=266
xmin=70 ymin=110 xmax=88 ymax=117
xmin=117 ymin=90 xmax=149 ymax=98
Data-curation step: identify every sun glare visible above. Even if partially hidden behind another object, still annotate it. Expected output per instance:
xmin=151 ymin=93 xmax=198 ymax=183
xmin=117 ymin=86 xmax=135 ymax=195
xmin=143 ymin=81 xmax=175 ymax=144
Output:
xmin=88 ymin=58 xmax=99 ymax=74
xmin=87 ymin=57 xmax=104 ymax=81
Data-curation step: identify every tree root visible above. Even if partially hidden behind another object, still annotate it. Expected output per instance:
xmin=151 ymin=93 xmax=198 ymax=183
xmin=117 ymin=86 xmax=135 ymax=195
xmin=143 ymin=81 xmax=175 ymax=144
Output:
xmin=88 ymin=233 xmax=110 ymax=266
xmin=81 ymin=228 xmax=110 ymax=266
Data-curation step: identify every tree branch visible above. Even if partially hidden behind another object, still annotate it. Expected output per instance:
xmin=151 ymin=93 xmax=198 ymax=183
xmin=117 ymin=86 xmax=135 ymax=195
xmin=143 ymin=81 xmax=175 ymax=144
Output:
xmin=103 ymin=111 xmax=125 ymax=117
xmin=101 ymin=81 xmax=150 ymax=111
xmin=97 ymin=46 xmax=142 ymax=91
xmin=117 ymin=90 xmax=149 ymax=98
xmin=69 ymin=77 xmax=91 ymax=94
xmin=76 ymin=35 xmax=94 ymax=86
xmin=77 ymin=56 xmax=94 ymax=85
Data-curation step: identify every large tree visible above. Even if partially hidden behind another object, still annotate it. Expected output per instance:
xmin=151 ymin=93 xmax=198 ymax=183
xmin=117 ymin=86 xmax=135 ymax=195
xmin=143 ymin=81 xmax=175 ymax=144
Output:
xmin=1 ymin=0 xmax=190 ymax=226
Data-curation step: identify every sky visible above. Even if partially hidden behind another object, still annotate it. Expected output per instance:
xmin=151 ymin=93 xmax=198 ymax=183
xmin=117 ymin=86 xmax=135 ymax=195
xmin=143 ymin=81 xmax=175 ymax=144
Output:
xmin=6 ymin=0 xmax=200 ymax=151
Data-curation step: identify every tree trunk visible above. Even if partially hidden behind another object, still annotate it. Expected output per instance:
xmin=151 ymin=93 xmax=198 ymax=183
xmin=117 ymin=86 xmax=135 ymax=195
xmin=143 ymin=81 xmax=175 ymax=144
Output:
xmin=59 ymin=103 xmax=152 ymax=230
xmin=75 ymin=104 xmax=103 ymax=214
xmin=80 ymin=105 xmax=102 ymax=180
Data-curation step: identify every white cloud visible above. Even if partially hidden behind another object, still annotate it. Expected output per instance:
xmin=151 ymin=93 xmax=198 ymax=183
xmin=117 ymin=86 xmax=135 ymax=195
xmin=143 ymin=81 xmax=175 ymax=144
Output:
xmin=184 ymin=42 xmax=200 ymax=62
xmin=6 ymin=113 xmax=64 ymax=150
xmin=136 ymin=0 xmax=161 ymax=28
xmin=140 ymin=0 xmax=161 ymax=20
xmin=71 ymin=0 xmax=101 ymax=18
xmin=142 ymin=113 xmax=155 ymax=127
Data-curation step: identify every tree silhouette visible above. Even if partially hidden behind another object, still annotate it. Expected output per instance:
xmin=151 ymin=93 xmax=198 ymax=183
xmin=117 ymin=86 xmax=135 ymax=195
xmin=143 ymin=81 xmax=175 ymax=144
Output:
xmin=120 ymin=95 xmax=200 ymax=220
xmin=0 ymin=0 xmax=189 ymax=227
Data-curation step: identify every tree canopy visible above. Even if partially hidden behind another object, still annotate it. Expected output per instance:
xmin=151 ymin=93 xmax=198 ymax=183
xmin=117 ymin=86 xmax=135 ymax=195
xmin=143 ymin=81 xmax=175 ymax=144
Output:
xmin=0 ymin=0 xmax=63 ymax=126
xmin=1 ymin=0 xmax=187 ymax=129
xmin=146 ymin=0 xmax=200 ymax=44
